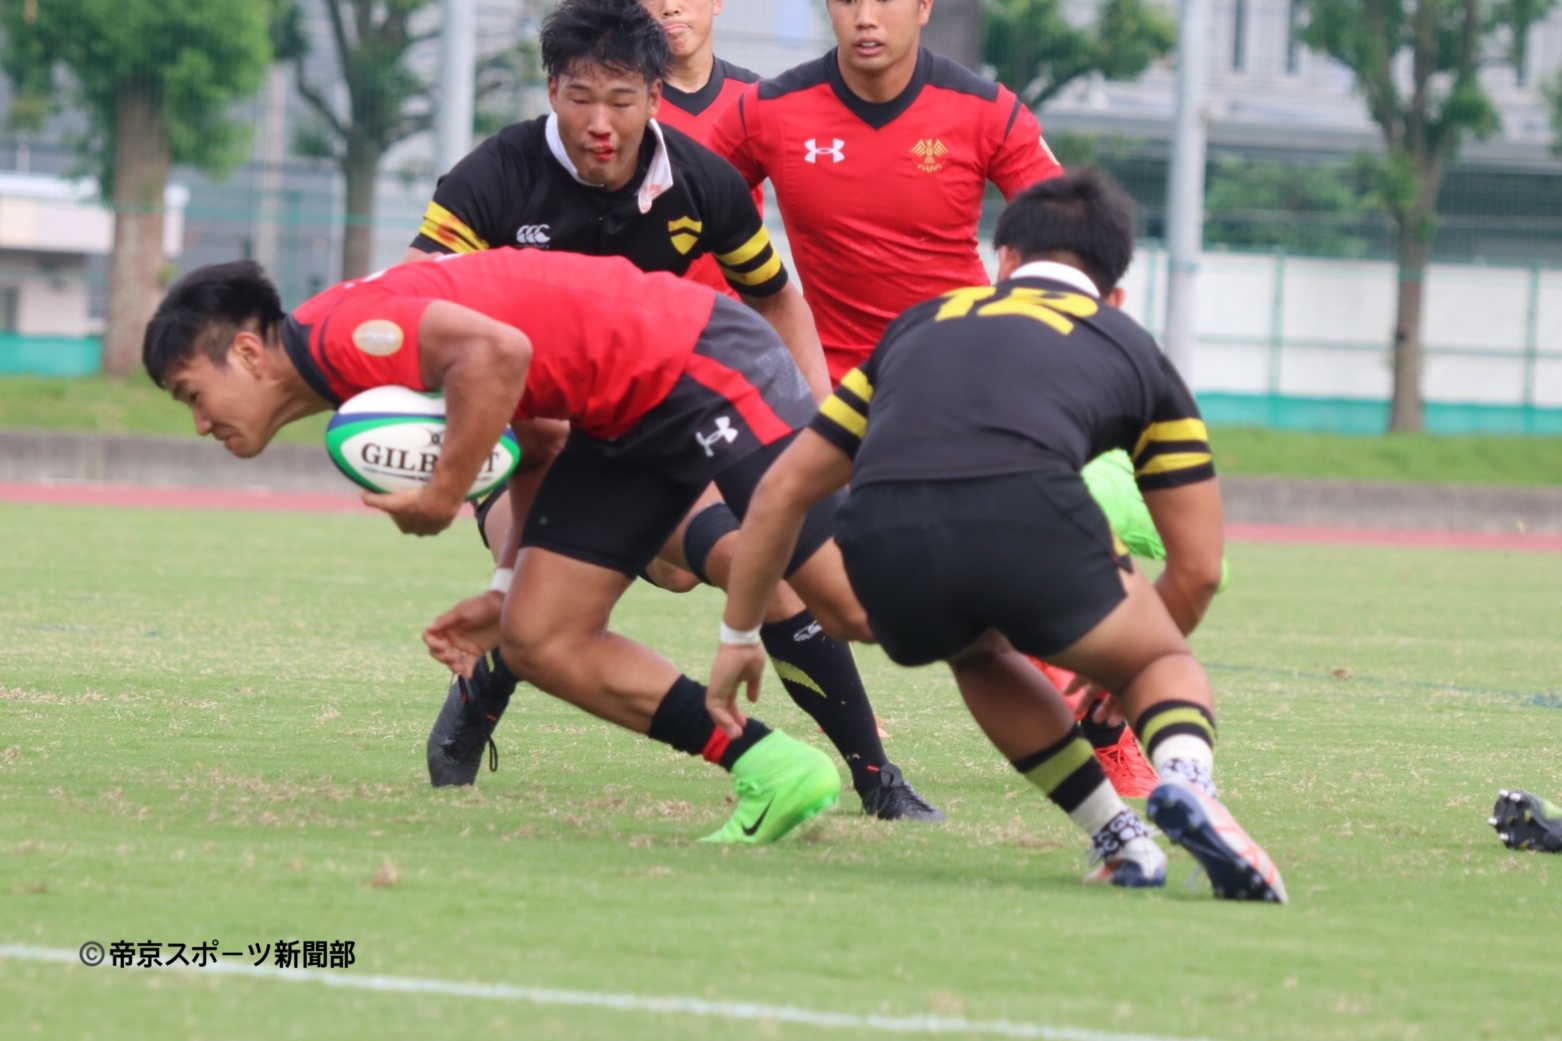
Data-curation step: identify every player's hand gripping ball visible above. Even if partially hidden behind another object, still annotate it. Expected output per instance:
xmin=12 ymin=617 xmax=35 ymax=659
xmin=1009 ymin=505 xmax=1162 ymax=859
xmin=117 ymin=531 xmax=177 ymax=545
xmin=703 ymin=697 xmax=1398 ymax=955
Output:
xmin=325 ymin=386 xmax=521 ymax=500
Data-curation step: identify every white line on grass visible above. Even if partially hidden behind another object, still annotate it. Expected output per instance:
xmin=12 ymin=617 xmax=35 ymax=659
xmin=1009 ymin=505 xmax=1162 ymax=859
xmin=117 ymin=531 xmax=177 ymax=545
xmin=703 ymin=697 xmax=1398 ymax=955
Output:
xmin=1 ymin=943 xmax=1215 ymax=1041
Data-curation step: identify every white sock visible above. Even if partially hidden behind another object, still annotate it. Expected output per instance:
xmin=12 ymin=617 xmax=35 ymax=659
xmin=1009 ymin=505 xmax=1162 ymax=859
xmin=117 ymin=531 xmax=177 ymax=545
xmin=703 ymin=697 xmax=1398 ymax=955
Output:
xmin=1068 ymin=780 xmax=1129 ymax=837
xmin=1150 ymin=733 xmax=1217 ymax=797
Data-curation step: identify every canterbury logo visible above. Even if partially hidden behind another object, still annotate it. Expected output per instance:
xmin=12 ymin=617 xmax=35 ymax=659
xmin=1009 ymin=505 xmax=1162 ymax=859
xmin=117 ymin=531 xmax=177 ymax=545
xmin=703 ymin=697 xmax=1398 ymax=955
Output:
xmin=695 ymin=416 xmax=739 ymax=457
xmin=515 ymin=224 xmax=551 ymax=247
xmin=668 ymin=216 xmax=703 ymax=256
xmin=793 ymin=621 xmax=823 ymax=642
xmin=804 ymin=138 xmax=845 ymax=164
xmin=911 ymin=138 xmax=948 ymax=173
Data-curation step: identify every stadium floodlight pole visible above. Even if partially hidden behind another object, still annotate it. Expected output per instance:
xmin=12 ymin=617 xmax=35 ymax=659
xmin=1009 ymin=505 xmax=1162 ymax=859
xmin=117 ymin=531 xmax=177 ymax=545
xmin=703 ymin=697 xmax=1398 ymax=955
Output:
xmin=436 ymin=0 xmax=478 ymax=175
xmin=1161 ymin=0 xmax=1212 ymax=381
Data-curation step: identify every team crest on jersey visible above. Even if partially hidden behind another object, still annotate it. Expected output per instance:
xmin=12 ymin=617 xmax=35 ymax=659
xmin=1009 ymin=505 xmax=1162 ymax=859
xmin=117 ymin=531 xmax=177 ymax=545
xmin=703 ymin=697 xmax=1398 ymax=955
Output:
xmin=351 ymin=319 xmax=404 ymax=357
xmin=668 ymin=216 xmax=703 ymax=255
xmin=911 ymin=139 xmax=948 ymax=173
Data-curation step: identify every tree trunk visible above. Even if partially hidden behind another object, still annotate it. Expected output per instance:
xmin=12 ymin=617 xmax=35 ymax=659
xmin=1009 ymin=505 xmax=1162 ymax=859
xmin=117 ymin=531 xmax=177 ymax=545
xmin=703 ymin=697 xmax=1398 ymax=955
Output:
xmin=102 ymin=86 xmax=171 ymax=380
xmin=340 ymin=138 xmax=380 ymax=280
xmin=1389 ymin=215 xmax=1431 ymax=432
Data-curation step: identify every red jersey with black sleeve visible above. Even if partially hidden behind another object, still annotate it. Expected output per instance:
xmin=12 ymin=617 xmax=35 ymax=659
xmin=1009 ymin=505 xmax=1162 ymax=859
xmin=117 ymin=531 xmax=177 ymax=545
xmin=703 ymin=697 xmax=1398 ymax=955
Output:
xmin=709 ymin=48 xmax=1063 ymax=382
xmin=658 ymin=58 xmax=763 ymax=298
xmin=280 ymin=249 xmax=717 ymax=441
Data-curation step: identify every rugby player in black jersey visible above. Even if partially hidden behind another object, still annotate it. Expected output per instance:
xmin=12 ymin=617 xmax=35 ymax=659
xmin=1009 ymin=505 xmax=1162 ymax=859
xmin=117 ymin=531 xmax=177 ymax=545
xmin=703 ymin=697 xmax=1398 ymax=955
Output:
xmin=708 ymin=169 xmax=1287 ymax=901
xmin=407 ymin=0 xmax=939 ymax=822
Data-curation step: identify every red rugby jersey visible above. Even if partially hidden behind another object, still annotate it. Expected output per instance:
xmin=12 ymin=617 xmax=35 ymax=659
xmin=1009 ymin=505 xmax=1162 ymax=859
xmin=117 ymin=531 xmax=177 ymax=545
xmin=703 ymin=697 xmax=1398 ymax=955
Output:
xmin=281 ymin=250 xmax=717 ymax=441
xmin=709 ymin=48 xmax=1063 ymax=382
xmin=658 ymin=58 xmax=763 ymax=298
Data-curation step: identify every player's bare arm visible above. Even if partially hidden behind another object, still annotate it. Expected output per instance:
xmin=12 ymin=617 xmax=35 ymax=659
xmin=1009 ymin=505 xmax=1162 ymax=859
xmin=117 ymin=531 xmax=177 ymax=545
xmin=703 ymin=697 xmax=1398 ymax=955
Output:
xmin=707 ymin=429 xmax=855 ymax=736
xmin=1141 ymin=478 xmax=1226 ymax=636
xmin=364 ymin=301 xmax=533 ymax=536
xmin=741 ymin=283 xmax=831 ymax=402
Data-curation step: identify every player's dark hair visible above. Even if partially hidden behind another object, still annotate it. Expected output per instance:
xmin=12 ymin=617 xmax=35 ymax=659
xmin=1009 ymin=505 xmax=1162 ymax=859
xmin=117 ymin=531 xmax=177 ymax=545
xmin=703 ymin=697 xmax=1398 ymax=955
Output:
xmin=142 ymin=261 xmax=286 ymax=389
xmin=993 ymin=167 xmax=1136 ymax=295
xmin=540 ymin=0 xmax=669 ymax=85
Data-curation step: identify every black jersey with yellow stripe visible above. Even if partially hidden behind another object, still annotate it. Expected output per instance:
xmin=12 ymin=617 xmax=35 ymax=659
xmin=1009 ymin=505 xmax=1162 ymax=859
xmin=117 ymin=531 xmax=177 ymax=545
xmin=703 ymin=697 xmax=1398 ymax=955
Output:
xmin=810 ymin=275 xmax=1214 ymax=492
xmin=411 ymin=116 xmax=787 ymax=297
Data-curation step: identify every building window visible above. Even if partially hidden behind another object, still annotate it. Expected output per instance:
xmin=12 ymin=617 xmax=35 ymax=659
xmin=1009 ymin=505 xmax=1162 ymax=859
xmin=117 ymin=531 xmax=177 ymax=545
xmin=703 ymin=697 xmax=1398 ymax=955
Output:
xmin=1232 ymin=0 xmax=1248 ymax=71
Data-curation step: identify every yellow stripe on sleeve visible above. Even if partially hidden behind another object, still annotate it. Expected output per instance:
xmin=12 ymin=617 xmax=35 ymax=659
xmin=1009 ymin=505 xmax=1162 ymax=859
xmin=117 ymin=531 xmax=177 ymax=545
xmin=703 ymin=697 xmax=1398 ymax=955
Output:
xmin=1135 ymin=452 xmax=1214 ymax=478
xmin=723 ymin=252 xmax=783 ymax=287
xmin=818 ymin=395 xmax=867 ymax=438
xmin=715 ymin=227 xmax=772 ymax=267
xmin=416 ymin=202 xmax=489 ymax=254
xmin=839 ymin=368 xmax=874 ymax=403
xmin=1133 ymin=418 xmax=1210 ymax=459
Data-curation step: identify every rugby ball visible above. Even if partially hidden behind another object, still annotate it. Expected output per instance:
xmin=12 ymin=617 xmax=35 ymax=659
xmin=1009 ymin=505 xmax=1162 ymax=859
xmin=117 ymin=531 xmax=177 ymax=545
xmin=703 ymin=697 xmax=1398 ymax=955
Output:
xmin=324 ymin=386 xmax=520 ymax=500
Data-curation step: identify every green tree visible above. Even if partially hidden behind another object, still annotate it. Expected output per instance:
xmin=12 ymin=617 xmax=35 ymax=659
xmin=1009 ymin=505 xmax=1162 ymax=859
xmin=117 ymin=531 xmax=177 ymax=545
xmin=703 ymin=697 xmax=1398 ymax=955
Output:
xmin=274 ymin=0 xmax=528 ymax=281
xmin=983 ymin=0 xmax=1176 ymax=108
xmin=1298 ymin=0 xmax=1554 ymax=431
xmin=273 ymin=0 xmax=435 ymax=281
xmin=1204 ymin=157 xmax=1372 ymax=258
xmin=0 ymin=0 xmax=272 ymax=378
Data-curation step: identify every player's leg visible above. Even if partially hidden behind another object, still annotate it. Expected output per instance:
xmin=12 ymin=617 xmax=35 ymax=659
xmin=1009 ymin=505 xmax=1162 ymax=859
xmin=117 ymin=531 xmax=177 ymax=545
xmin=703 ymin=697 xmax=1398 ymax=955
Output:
xmin=834 ymin=478 xmax=1162 ymax=886
xmin=496 ymin=544 xmax=835 ymax=841
xmin=1024 ymin=450 xmax=1163 ymax=797
xmin=680 ymin=298 xmax=941 ymax=820
xmin=426 ymin=484 xmax=520 ymax=787
xmin=1045 ymin=570 xmax=1287 ymax=903
xmin=950 ymin=639 xmax=1166 ymax=887
xmin=711 ymin=435 xmax=944 ymax=821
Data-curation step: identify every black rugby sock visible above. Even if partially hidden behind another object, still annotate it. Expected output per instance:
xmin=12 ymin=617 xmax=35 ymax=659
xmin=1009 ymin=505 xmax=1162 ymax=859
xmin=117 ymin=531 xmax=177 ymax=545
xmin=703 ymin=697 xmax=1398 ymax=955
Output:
xmin=646 ymin=675 xmax=770 ymax=771
xmin=760 ymin=609 xmax=885 ymax=792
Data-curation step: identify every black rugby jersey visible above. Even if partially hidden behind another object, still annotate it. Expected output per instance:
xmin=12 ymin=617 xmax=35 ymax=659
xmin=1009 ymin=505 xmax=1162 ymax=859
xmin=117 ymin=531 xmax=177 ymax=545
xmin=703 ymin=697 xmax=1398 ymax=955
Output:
xmin=411 ymin=115 xmax=787 ymax=297
xmin=812 ymin=273 xmax=1214 ymax=491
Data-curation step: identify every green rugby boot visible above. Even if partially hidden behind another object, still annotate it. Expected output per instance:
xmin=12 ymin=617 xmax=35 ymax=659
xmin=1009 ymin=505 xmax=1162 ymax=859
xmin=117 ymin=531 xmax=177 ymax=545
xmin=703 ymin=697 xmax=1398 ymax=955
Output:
xmin=1491 ymin=789 xmax=1562 ymax=852
xmin=700 ymin=732 xmax=841 ymax=844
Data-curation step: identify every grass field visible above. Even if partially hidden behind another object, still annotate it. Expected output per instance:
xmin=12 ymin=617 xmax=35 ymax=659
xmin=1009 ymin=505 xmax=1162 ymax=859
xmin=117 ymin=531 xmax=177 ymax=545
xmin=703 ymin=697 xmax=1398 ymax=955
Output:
xmin=6 ymin=373 xmax=1562 ymax=486
xmin=2 ymin=501 xmax=1560 ymax=1041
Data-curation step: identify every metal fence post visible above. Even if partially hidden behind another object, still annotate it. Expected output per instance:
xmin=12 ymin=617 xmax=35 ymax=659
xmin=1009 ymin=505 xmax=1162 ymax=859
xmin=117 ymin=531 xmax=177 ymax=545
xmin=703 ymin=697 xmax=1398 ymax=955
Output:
xmin=1268 ymin=248 xmax=1286 ymax=426
xmin=1523 ymin=262 xmax=1541 ymax=432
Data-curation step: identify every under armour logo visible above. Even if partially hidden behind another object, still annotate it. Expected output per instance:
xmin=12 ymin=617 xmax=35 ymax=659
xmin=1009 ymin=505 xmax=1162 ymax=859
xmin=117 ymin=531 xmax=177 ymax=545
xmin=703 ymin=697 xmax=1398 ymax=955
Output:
xmin=515 ymin=224 xmax=551 ymax=247
xmin=695 ymin=416 xmax=740 ymax=457
xmin=792 ymin=621 xmax=823 ymax=642
xmin=804 ymin=138 xmax=845 ymax=164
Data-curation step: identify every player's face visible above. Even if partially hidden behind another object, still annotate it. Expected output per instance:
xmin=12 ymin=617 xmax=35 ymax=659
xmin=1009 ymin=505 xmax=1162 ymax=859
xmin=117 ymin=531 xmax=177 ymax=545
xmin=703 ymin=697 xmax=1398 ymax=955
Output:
xmin=548 ymin=63 xmax=663 ymax=192
xmin=165 ymin=337 xmax=288 ymax=459
xmin=641 ymin=0 xmax=722 ymax=61
xmin=828 ymin=0 xmax=930 ymax=77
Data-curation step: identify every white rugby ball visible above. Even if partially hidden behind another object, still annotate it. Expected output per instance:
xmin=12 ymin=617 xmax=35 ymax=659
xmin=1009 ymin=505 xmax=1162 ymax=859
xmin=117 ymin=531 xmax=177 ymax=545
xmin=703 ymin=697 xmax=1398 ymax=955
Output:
xmin=325 ymin=385 xmax=521 ymax=499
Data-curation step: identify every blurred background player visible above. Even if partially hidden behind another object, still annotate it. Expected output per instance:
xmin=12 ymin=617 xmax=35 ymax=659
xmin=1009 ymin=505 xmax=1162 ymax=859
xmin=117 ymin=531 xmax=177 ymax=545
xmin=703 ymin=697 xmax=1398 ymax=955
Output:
xmin=406 ymin=0 xmax=939 ymax=822
xmin=639 ymin=0 xmax=760 ymax=296
xmin=142 ymin=250 xmax=877 ymax=844
xmin=1492 ymin=789 xmax=1562 ymax=852
xmin=707 ymin=169 xmax=1287 ymax=900
xmin=707 ymin=0 xmax=1161 ymax=795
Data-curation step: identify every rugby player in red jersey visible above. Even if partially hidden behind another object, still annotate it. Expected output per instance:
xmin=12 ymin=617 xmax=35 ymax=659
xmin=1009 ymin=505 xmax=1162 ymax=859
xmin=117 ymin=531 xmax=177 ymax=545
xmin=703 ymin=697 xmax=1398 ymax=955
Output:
xmin=639 ymin=0 xmax=761 ymax=297
xmin=141 ymin=248 xmax=879 ymax=843
xmin=402 ymin=0 xmax=940 ymax=821
xmin=705 ymin=0 xmax=1158 ymax=794
xmin=708 ymin=0 xmax=1063 ymax=385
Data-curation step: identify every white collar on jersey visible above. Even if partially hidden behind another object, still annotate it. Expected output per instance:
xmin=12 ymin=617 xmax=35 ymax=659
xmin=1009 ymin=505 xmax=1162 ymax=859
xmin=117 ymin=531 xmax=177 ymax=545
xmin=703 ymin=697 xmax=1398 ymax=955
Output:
xmin=544 ymin=113 xmax=675 ymax=215
xmin=1006 ymin=260 xmax=1101 ymax=298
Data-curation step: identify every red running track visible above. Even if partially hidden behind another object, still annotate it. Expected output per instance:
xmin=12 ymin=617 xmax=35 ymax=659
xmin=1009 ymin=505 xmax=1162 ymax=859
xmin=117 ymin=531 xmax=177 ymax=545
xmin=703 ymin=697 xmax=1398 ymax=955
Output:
xmin=3 ymin=481 xmax=1561 ymax=552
